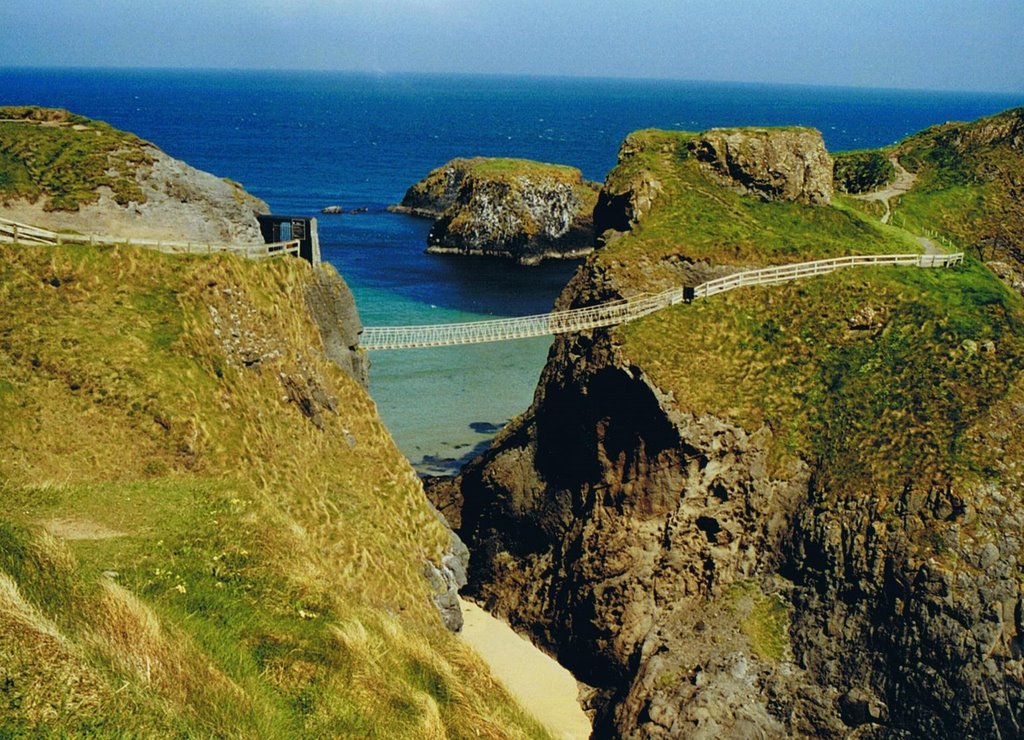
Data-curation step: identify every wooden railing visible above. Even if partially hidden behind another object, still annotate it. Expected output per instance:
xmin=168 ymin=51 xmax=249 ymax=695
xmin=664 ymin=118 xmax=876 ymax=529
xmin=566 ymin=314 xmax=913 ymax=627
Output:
xmin=361 ymin=252 xmax=964 ymax=350
xmin=0 ymin=217 xmax=299 ymax=260
xmin=687 ymin=253 xmax=962 ymax=300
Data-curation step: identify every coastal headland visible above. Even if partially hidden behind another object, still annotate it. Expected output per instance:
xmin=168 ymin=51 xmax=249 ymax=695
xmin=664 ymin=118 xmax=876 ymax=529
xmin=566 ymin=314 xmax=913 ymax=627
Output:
xmin=3 ymin=102 xmax=1024 ymax=738
xmin=430 ymin=109 xmax=1024 ymax=737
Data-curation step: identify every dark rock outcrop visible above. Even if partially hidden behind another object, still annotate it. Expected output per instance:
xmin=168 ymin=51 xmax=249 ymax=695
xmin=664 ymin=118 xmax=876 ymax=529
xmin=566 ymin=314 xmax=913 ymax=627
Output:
xmin=432 ymin=317 xmax=821 ymax=736
xmin=390 ymin=157 xmax=599 ymax=266
xmin=433 ymin=293 xmax=1024 ymax=737
xmin=432 ymin=119 xmax=1024 ymax=737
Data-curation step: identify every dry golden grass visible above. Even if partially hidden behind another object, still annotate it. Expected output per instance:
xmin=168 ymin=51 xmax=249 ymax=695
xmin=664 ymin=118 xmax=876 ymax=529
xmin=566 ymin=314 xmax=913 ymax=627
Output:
xmin=0 ymin=243 xmax=551 ymax=737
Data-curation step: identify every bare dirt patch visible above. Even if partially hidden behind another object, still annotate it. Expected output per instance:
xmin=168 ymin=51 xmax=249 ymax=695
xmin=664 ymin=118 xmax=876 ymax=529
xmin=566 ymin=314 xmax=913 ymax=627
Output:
xmin=46 ymin=518 xmax=126 ymax=540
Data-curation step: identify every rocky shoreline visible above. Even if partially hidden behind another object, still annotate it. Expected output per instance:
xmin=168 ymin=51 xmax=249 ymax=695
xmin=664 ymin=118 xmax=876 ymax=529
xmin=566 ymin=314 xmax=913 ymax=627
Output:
xmin=422 ymin=242 xmax=594 ymax=265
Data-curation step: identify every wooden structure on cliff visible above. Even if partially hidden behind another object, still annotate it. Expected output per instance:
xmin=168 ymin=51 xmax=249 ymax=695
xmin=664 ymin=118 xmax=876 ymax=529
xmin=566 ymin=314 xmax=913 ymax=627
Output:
xmin=256 ymin=215 xmax=321 ymax=265
xmin=360 ymin=252 xmax=964 ymax=351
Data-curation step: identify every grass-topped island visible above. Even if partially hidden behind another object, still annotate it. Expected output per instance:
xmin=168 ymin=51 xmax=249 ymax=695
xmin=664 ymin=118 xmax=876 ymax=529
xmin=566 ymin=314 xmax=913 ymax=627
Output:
xmin=391 ymin=156 xmax=600 ymax=265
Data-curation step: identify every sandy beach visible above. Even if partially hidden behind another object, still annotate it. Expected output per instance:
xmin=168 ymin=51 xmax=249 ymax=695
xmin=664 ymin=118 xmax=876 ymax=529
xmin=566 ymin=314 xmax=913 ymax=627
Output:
xmin=458 ymin=598 xmax=592 ymax=739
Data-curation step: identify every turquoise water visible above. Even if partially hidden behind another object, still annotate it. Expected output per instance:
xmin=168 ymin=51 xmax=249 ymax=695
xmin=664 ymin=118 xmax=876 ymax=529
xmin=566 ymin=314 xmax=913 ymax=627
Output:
xmin=2 ymin=69 xmax=1020 ymax=473
xmin=355 ymin=283 xmax=555 ymax=474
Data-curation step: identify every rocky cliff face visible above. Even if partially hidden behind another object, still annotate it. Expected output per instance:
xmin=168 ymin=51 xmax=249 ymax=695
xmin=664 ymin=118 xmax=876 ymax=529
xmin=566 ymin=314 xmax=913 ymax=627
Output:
xmin=434 ymin=291 xmax=1024 ymax=739
xmin=433 ymin=327 xmax=818 ymax=736
xmin=593 ymin=133 xmax=667 ymax=237
xmin=391 ymin=157 xmax=598 ymax=266
xmin=303 ymin=265 xmax=368 ymax=388
xmin=687 ymin=128 xmax=834 ymax=205
xmin=0 ymin=107 xmax=268 ymax=243
xmin=952 ymin=106 xmax=1024 ymax=153
xmin=431 ymin=120 xmax=1024 ymax=737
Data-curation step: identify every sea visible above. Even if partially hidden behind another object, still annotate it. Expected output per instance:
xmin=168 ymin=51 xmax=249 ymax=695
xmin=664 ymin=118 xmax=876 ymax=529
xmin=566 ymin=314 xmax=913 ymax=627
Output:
xmin=2 ymin=68 xmax=1020 ymax=474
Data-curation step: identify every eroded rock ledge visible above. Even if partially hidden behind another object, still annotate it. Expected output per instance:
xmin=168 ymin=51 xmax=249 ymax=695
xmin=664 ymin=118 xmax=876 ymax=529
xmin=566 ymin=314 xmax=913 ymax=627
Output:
xmin=390 ymin=157 xmax=599 ymax=266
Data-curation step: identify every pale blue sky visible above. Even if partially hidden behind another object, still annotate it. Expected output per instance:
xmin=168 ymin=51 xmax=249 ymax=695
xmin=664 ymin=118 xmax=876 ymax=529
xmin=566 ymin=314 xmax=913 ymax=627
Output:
xmin=2 ymin=0 xmax=1021 ymax=92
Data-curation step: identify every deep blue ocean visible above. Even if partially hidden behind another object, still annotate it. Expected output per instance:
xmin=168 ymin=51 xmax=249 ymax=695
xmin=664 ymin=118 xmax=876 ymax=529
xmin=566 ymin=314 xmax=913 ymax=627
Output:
xmin=3 ymin=68 xmax=1020 ymax=472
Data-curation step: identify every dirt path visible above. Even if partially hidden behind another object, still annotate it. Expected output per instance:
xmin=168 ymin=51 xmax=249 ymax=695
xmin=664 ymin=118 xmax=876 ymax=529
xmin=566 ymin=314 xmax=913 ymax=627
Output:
xmin=458 ymin=598 xmax=591 ymax=739
xmin=849 ymin=158 xmax=948 ymax=256
xmin=851 ymin=157 xmax=917 ymax=224
xmin=46 ymin=518 xmax=125 ymax=540
xmin=917 ymin=235 xmax=944 ymax=255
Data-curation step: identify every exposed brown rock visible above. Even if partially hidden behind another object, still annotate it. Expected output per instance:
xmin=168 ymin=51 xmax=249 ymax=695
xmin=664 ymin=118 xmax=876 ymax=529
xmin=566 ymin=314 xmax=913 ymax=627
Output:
xmin=432 ymin=132 xmax=1024 ymax=734
xmin=687 ymin=128 xmax=834 ymax=205
xmin=593 ymin=135 xmax=666 ymax=236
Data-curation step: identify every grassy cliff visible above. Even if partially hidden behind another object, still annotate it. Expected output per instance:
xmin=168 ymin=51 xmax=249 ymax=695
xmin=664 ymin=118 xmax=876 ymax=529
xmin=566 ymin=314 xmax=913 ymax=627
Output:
xmin=0 ymin=243 xmax=548 ymax=737
xmin=591 ymin=129 xmax=920 ymax=289
xmin=600 ymin=123 xmax=1024 ymax=498
xmin=0 ymin=107 xmax=152 ymax=210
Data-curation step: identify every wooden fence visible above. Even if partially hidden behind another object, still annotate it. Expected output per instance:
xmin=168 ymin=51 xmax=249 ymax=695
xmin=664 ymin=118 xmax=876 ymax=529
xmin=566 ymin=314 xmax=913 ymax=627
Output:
xmin=0 ymin=217 xmax=299 ymax=260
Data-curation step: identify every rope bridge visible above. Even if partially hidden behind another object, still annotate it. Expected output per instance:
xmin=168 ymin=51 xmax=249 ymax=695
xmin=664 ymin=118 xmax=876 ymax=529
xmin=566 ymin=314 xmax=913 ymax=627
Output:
xmin=361 ymin=252 xmax=964 ymax=351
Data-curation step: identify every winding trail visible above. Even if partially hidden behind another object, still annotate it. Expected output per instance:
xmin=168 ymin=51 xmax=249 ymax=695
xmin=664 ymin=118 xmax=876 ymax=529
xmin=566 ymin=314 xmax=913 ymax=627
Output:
xmin=848 ymin=158 xmax=946 ymax=255
xmin=850 ymin=156 xmax=917 ymax=225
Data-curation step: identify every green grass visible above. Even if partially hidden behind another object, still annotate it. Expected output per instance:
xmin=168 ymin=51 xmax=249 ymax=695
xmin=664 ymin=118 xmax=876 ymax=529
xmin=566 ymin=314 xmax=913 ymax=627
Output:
xmin=460 ymin=156 xmax=584 ymax=181
xmin=0 ymin=243 xmax=552 ymax=738
xmin=620 ymin=258 xmax=1024 ymax=488
xmin=728 ymin=581 xmax=791 ymax=663
xmin=594 ymin=129 xmax=920 ymax=290
xmin=890 ymin=107 xmax=1024 ymax=262
xmin=833 ymin=148 xmax=896 ymax=194
xmin=0 ymin=106 xmax=152 ymax=210
xmin=836 ymin=193 xmax=888 ymax=220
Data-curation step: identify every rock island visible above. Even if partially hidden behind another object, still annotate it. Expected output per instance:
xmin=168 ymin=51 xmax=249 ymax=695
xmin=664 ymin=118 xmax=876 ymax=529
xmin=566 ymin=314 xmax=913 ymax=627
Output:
xmin=391 ymin=156 xmax=600 ymax=265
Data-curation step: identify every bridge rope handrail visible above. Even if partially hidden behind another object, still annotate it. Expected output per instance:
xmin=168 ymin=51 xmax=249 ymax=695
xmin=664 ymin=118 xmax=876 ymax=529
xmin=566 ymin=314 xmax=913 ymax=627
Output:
xmin=360 ymin=252 xmax=964 ymax=350
xmin=0 ymin=216 xmax=299 ymax=260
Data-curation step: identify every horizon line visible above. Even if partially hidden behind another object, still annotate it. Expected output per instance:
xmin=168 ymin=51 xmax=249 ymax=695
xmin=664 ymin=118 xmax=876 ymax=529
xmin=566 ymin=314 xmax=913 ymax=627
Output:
xmin=3 ymin=63 xmax=1023 ymax=99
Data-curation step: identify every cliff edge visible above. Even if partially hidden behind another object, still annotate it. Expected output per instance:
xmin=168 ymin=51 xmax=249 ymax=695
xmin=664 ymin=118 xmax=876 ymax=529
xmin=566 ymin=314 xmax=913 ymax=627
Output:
xmin=0 ymin=106 xmax=267 ymax=243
